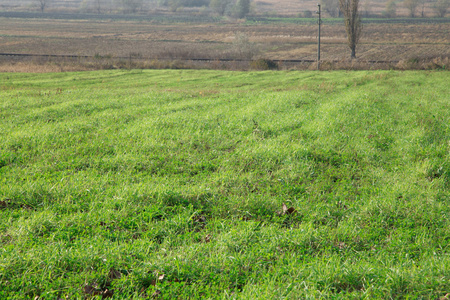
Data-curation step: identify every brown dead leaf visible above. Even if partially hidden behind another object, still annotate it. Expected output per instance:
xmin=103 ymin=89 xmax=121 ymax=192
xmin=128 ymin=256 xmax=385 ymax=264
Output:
xmin=84 ymin=283 xmax=114 ymax=298
xmin=0 ymin=200 xmax=9 ymax=209
xmin=286 ymin=206 xmax=297 ymax=215
xmin=277 ymin=203 xmax=297 ymax=216
xmin=337 ymin=201 xmax=348 ymax=210
xmin=84 ymin=284 xmax=95 ymax=294
xmin=109 ymin=268 xmax=122 ymax=280
xmin=242 ymin=215 xmax=252 ymax=221
xmin=102 ymin=289 xmax=114 ymax=299
xmin=139 ymin=287 xmax=147 ymax=294
xmin=152 ymin=289 xmax=162 ymax=298
xmin=336 ymin=242 xmax=346 ymax=250
xmin=203 ymin=234 xmax=211 ymax=243
xmin=440 ymin=293 xmax=450 ymax=300
xmin=84 ymin=284 xmax=102 ymax=296
xmin=1 ymin=234 xmax=11 ymax=243
xmin=193 ymin=215 xmax=207 ymax=231
xmin=20 ymin=204 xmax=34 ymax=210
xmin=194 ymin=215 xmax=207 ymax=224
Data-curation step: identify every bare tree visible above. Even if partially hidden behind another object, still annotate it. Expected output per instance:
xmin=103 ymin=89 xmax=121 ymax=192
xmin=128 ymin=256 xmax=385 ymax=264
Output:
xmin=210 ymin=0 xmax=232 ymax=15
xmin=363 ymin=0 xmax=371 ymax=17
xmin=339 ymin=0 xmax=363 ymax=59
xmin=383 ymin=0 xmax=397 ymax=17
xmin=419 ymin=0 xmax=430 ymax=17
xmin=404 ymin=0 xmax=420 ymax=17
xmin=321 ymin=0 xmax=340 ymax=17
xmin=121 ymin=0 xmax=143 ymax=13
xmin=433 ymin=0 xmax=449 ymax=16
xmin=37 ymin=0 xmax=50 ymax=12
xmin=95 ymin=0 xmax=102 ymax=13
xmin=235 ymin=0 xmax=251 ymax=18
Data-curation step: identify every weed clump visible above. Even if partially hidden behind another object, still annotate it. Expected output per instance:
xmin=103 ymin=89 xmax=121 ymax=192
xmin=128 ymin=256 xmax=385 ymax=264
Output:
xmin=250 ymin=59 xmax=278 ymax=70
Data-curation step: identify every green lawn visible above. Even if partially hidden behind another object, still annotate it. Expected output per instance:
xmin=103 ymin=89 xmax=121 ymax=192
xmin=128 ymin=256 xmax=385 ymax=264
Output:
xmin=0 ymin=70 xmax=449 ymax=299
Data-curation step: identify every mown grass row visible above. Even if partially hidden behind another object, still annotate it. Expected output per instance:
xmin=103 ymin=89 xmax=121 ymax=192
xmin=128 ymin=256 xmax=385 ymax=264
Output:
xmin=0 ymin=70 xmax=449 ymax=299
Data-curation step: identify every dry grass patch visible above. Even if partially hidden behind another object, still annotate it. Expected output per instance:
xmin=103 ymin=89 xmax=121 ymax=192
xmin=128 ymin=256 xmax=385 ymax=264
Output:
xmin=0 ymin=62 xmax=89 ymax=73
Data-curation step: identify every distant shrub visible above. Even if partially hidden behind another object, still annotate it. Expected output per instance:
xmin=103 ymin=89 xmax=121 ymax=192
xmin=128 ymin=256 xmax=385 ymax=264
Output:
xmin=250 ymin=59 xmax=278 ymax=70
xmin=394 ymin=57 xmax=448 ymax=70
xmin=433 ymin=0 xmax=449 ymax=17
xmin=303 ymin=10 xmax=313 ymax=18
xmin=233 ymin=33 xmax=258 ymax=60
xmin=234 ymin=0 xmax=250 ymax=18
xmin=382 ymin=0 xmax=397 ymax=18
xmin=163 ymin=0 xmax=210 ymax=9
xmin=210 ymin=0 xmax=233 ymax=15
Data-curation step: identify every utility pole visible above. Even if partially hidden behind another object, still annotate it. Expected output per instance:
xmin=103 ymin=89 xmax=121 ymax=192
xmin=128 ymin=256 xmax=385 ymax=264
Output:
xmin=316 ymin=4 xmax=321 ymax=70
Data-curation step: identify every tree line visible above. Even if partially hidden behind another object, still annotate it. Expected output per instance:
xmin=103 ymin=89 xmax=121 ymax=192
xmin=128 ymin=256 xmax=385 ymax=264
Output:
xmin=17 ymin=0 xmax=449 ymax=18
xmin=321 ymin=0 xmax=449 ymax=18
xmin=32 ymin=0 xmax=251 ymax=17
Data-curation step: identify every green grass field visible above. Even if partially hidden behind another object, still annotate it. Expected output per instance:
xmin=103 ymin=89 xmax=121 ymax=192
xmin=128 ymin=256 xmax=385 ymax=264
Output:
xmin=1 ymin=70 xmax=449 ymax=299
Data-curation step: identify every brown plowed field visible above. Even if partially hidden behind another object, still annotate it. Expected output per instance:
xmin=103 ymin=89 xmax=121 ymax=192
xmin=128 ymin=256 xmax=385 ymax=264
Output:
xmin=0 ymin=16 xmax=448 ymax=71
